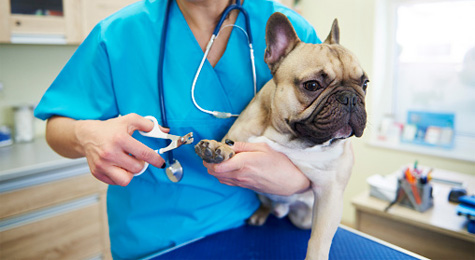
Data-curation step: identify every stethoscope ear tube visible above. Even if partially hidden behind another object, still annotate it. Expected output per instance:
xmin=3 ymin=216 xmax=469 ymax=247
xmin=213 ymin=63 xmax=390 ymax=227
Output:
xmin=191 ymin=1 xmax=256 ymax=119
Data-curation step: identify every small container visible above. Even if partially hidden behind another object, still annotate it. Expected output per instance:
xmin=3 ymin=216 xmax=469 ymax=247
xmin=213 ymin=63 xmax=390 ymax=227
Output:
xmin=13 ymin=104 xmax=35 ymax=143
xmin=398 ymin=178 xmax=434 ymax=212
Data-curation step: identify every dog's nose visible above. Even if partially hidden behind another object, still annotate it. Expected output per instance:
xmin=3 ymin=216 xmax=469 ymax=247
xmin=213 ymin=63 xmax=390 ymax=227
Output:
xmin=336 ymin=92 xmax=357 ymax=110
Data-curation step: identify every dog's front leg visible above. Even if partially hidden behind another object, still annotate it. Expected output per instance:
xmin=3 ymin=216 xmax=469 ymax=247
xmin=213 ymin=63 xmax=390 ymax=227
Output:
xmin=305 ymin=183 xmax=345 ymax=260
xmin=305 ymin=141 xmax=353 ymax=260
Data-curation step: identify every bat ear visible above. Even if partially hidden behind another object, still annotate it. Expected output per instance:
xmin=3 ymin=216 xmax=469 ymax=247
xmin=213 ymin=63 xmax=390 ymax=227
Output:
xmin=324 ymin=18 xmax=340 ymax=44
xmin=264 ymin=12 xmax=301 ymax=73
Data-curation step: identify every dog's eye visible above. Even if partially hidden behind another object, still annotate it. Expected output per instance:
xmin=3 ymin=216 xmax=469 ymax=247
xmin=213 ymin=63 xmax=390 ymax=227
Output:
xmin=362 ymin=80 xmax=369 ymax=91
xmin=303 ymin=81 xmax=321 ymax=91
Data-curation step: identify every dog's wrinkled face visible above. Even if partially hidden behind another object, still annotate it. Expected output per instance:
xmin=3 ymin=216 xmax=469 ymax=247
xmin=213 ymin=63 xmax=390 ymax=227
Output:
xmin=265 ymin=14 xmax=368 ymax=145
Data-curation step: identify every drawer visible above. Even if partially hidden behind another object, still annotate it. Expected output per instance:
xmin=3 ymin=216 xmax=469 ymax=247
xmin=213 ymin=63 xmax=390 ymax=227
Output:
xmin=0 ymin=174 xmax=105 ymax=219
xmin=0 ymin=196 xmax=104 ymax=259
xmin=10 ymin=14 xmax=65 ymax=35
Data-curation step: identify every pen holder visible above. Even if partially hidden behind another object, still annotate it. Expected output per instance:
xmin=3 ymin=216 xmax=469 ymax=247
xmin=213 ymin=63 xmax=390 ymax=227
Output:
xmin=398 ymin=179 xmax=434 ymax=212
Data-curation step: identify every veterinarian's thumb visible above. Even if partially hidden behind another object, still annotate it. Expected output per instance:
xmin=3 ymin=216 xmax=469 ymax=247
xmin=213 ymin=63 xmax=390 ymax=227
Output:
xmin=225 ymin=140 xmax=271 ymax=153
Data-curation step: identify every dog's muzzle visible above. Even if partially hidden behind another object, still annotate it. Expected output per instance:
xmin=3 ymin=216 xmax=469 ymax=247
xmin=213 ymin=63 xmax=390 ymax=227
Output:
xmin=335 ymin=91 xmax=358 ymax=112
xmin=291 ymin=90 xmax=367 ymax=145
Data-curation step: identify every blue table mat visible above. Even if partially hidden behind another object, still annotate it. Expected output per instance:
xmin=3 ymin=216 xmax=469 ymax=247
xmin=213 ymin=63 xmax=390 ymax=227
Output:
xmin=151 ymin=215 xmax=420 ymax=260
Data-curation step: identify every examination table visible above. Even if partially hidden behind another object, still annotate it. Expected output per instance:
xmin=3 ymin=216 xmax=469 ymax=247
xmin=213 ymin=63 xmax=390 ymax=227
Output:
xmin=148 ymin=215 xmax=426 ymax=260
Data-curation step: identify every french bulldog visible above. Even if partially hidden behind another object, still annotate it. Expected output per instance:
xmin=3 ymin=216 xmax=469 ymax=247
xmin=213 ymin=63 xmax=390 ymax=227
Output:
xmin=195 ymin=12 xmax=368 ymax=260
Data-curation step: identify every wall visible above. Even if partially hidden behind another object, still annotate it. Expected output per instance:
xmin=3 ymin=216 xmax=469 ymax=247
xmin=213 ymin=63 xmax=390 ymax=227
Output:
xmin=0 ymin=44 xmax=76 ymax=136
xmin=299 ymin=0 xmax=475 ymax=226
xmin=0 ymin=0 xmax=474 ymax=227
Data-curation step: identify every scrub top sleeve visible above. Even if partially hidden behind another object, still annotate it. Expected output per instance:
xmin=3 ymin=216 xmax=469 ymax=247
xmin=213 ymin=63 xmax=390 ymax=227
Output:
xmin=305 ymin=27 xmax=321 ymax=44
xmin=35 ymin=22 xmax=119 ymax=121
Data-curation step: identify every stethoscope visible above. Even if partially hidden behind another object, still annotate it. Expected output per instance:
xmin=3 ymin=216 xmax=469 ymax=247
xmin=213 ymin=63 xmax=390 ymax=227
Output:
xmin=156 ymin=0 xmax=256 ymax=182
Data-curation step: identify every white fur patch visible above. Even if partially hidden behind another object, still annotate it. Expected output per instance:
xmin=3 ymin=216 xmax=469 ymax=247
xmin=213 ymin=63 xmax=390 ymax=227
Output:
xmin=248 ymin=136 xmax=347 ymax=183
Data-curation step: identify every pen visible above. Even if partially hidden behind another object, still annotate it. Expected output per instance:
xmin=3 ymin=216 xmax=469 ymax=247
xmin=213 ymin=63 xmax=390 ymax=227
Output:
xmin=405 ymin=168 xmax=415 ymax=184
xmin=427 ymin=168 xmax=433 ymax=182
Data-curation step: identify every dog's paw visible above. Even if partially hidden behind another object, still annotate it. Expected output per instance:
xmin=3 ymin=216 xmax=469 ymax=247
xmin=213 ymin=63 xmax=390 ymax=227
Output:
xmin=247 ymin=214 xmax=267 ymax=226
xmin=272 ymin=203 xmax=290 ymax=218
xmin=247 ymin=205 xmax=271 ymax=226
xmin=194 ymin=140 xmax=235 ymax=164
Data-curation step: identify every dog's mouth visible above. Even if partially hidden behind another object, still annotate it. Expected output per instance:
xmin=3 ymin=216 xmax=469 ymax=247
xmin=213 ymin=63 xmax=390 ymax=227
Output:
xmin=333 ymin=125 xmax=353 ymax=140
xmin=290 ymin=91 xmax=366 ymax=146
xmin=293 ymin=120 xmax=359 ymax=146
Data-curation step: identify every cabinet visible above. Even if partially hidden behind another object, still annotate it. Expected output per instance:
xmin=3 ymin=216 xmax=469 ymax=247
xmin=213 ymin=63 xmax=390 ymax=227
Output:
xmin=0 ymin=141 xmax=111 ymax=260
xmin=80 ymin=0 xmax=140 ymax=38
xmin=0 ymin=0 xmax=138 ymax=44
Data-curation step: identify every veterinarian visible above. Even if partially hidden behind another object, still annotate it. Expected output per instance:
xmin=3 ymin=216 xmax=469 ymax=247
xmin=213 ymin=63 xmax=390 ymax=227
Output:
xmin=34 ymin=0 xmax=320 ymax=259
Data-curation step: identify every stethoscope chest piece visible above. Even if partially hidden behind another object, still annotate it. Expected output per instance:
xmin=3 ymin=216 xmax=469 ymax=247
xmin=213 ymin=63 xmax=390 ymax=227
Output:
xmin=166 ymin=160 xmax=183 ymax=182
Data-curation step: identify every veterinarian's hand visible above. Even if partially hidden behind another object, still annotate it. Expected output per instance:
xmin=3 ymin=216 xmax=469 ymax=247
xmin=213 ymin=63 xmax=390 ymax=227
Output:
xmin=47 ymin=114 xmax=166 ymax=186
xmin=203 ymin=142 xmax=310 ymax=196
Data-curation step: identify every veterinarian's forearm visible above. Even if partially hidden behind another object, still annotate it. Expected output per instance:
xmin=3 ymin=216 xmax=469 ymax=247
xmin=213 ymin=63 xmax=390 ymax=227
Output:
xmin=46 ymin=116 xmax=86 ymax=158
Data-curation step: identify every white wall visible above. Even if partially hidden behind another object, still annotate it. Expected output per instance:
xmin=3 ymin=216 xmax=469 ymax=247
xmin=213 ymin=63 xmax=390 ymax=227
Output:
xmin=0 ymin=44 xmax=76 ymax=136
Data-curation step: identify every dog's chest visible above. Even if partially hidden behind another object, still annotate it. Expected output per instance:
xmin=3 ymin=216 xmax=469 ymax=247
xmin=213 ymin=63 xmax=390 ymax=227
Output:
xmin=248 ymin=136 xmax=346 ymax=182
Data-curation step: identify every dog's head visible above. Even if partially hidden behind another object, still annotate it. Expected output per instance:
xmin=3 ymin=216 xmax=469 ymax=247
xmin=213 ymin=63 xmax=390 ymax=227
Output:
xmin=265 ymin=13 xmax=368 ymax=146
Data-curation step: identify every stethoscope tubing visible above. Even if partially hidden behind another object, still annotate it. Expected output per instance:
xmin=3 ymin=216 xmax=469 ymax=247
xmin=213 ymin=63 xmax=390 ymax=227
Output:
xmin=156 ymin=0 xmax=256 ymax=181
xmin=158 ymin=0 xmax=173 ymax=165
xmin=214 ymin=1 xmax=253 ymax=44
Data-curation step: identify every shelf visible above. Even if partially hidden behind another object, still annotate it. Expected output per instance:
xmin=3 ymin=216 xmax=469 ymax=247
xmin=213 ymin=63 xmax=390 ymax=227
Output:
xmin=369 ymin=135 xmax=475 ymax=162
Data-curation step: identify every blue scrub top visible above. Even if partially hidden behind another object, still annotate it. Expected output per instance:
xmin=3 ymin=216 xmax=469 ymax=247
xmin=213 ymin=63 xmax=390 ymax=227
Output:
xmin=35 ymin=0 xmax=320 ymax=259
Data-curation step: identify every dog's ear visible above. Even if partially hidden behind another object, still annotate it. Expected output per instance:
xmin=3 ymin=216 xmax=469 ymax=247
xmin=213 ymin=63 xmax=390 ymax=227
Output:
xmin=265 ymin=12 xmax=300 ymax=73
xmin=324 ymin=19 xmax=340 ymax=44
